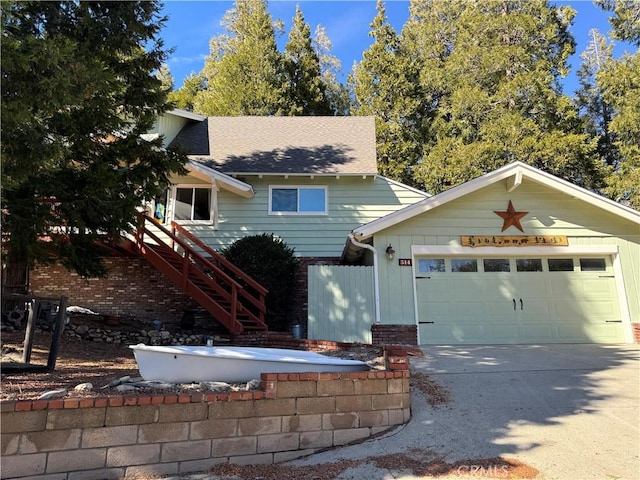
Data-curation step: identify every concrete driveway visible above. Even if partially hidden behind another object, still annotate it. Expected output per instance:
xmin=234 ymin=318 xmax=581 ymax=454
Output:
xmin=287 ymin=344 xmax=640 ymax=479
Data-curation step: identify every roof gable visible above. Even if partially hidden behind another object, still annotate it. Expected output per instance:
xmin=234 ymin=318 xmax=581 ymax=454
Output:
xmin=352 ymin=161 xmax=640 ymax=240
xmin=169 ymin=116 xmax=377 ymax=176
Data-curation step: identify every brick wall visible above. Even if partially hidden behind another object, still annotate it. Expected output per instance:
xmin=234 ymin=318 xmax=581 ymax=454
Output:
xmin=30 ymin=258 xmax=203 ymax=327
xmin=1 ymin=369 xmax=410 ymax=479
xmin=371 ymin=324 xmax=418 ymax=346
xmin=30 ymin=256 xmax=346 ymax=335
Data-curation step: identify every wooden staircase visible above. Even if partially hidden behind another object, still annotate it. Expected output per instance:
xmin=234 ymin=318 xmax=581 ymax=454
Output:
xmin=133 ymin=213 xmax=268 ymax=335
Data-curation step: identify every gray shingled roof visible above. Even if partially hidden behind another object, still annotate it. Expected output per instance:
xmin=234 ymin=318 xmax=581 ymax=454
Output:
xmin=169 ymin=116 xmax=377 ymax=175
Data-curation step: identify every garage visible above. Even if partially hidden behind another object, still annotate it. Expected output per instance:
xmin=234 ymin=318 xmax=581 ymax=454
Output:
xmin=345 ymin=162 xmax=640 ymax=345
xmin=415 ymin=253 xmax=626 ymax=344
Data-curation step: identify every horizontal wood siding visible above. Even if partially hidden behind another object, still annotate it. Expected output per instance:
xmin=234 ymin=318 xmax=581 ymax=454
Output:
xmin=373 ymin=179 xmax=640 ymax=328
xmin=386 ymin=181 xmax=637 ymax=237
xmin=308 ymin=265 xmax=375 ymax=343
xmin=186 ymin=176 xmax=427 ymax=257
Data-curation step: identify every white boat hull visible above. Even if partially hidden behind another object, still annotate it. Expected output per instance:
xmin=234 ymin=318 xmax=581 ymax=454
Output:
xmin=129 ymin=344 xmax=370 ymax=383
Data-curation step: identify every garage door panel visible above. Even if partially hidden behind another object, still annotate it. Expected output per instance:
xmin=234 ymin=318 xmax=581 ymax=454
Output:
xmin=579 ymin=278 xmax=618 ymax=297
xmin=520 ymin=324 xmax=557 ymax=342
xmin=487 ymin=324 xmax=519 ymax=340
xmin=547 ymin=277 xmax=581 ymax=299
xmin=416 ymin=254 xmax=625 ymax=345
xmin=485 ymin=301 xmax=519 ymax=323
xmin=517 ymin=276 xmax=549 ymax=297
xmin=576 ymin=300 xmax=621 ymax=321
xmin=417 ymin=304 xmax=452 ymax=326
xmin=581 ymin=324 xmax=625 ymax=343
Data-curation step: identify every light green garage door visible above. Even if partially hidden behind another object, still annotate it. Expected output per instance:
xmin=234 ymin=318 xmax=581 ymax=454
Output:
xmin=416 ymin=256 xmax=626 ymax=344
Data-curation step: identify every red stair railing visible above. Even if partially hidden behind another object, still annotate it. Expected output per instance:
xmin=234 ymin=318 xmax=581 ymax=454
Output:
xmin=134 ymin=213 xmax=267 ymax=334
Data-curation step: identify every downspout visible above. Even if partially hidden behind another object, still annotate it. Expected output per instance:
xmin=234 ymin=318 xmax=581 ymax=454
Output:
xmin=348 ymin=234 xmax=381 ymax=325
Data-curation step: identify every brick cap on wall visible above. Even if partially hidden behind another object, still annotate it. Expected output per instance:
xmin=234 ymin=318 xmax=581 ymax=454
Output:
xmin=0 ymin=370 xmax=410 ymax=412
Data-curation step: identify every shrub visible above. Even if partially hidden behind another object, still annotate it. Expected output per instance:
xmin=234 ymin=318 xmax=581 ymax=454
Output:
xmin=221 ymin=234 xmax=298 ymax=332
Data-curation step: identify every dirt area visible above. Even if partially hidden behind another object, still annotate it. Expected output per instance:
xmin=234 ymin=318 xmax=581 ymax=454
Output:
xmin=1 ymin=329 xmax=141 ymax=401
xmin=203 ymin=452 xmax=539 ymax=479
xmin=0 ymin=319 xmax=385 ymax=401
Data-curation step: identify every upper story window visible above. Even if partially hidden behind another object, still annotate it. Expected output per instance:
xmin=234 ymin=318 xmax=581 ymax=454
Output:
xmin=269 ymin=186 xmax=327 ymax=215
xmin=174 ymin=187 xmax=212 ymax=222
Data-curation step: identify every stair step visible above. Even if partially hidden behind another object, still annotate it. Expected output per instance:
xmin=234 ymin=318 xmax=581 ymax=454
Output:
xmin=136 ymin=231 xmax=268 ymax=335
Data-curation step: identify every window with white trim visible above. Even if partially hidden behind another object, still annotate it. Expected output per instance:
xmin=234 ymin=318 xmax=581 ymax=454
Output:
xmin=173 ymin=187 xmax=213 ymax=222
xmin=269 ymin=186 xmax=327 ymax=214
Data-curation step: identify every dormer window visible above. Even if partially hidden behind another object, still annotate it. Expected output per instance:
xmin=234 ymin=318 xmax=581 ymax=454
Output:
xmin=269 ymin=186 xmax=327 ymax=215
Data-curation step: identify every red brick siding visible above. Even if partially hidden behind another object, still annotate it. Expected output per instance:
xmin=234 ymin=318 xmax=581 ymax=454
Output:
xmin=371 ymin=324 xmax=418 ymax=346
xmin=30 ymin=258 xmax=201 ymax=326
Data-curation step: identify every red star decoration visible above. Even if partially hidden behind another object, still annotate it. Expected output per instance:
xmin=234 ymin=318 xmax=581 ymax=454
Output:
xmin=494 ymin=200 xmax=528 ymax=232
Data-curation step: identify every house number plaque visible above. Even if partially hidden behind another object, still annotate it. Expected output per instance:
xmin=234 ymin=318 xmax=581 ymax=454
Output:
xmin=398 ymin=258 xmax=413 ymax=266
xmin=461 ymin=235 xmax=568 ymax=247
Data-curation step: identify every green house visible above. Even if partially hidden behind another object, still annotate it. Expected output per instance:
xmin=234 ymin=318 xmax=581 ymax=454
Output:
xmin=151 ymin=111 xmax=429 ymax=257
xmin=31 ymin=112 xmax=639 ymax=345
xmin=342 ymin=162 xmax=640 ymax=345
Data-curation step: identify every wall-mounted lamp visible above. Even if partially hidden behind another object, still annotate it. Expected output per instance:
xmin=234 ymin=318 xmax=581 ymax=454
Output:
xmin=385 ymin=244 xmax=396 ymax=262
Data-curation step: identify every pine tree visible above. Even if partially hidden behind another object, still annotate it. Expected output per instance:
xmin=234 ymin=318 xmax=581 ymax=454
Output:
xmin=1 ymin=1 xmax=187 ymax=291
xmin=351 ymin=0 xmax=429 ymax=186
xmin=575 ymin=29 xmax=618 ymax=168
xmin=193 ymin=0 xmax=285 ymax=115
xmin=595 ymin=0 xmax=640 ymax=46
xmin=282 ymin=6 xmax=332 ymax=115
xmin=599 ymin=53 xmax=640 ymax=207
xmin=156 ymin=63 xmax=175 ymax=93
xmin=313 ymin=25 xmax=351 ymax=115
xmin=595 ymin=0 xmax=640 ymax=207
xmin=169 ymin=72 xmax=205 ymax=111
xmin=400 ymin=0 xmax=603 ymax=193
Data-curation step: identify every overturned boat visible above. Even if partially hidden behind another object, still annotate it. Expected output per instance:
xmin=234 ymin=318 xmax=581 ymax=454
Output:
xmin=129 ymin=344 xmax=371 ymax=383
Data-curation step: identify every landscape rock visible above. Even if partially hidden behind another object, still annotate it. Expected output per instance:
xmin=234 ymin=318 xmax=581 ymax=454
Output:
xmin=246 ymin=379 xmax=261 ymax=390
xmin=38 ymin=389 xmax=68 ymax=400
xmin=200 ymin=381 xmax=233 ymax=392
xmin=115 ymin=384 xmax=137 ymax=392
xmin=75 ymin=325 xmax=90 ymax=335
xmin=73 ymin=383 xmax=93 ymax=392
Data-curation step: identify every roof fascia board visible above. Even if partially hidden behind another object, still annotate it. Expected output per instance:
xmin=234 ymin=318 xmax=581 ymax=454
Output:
xmin=167 ymin=109 xmax=206 ymax=122
xmin=225 ymin=172 xmax=377 ymax=178
xmin=515 ymin=162 xmax=640 ymax=224
xmin=411 ymin=244 xmax=620 ymax=257
xmin=353 ymin=161 xmax=640 ymax=241
xmin=186 ymin=161 xmax=254 ymax=198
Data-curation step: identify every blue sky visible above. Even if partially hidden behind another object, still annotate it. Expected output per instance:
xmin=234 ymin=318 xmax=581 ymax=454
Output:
xmin=160 ymin=0 xmax=636 ymax=95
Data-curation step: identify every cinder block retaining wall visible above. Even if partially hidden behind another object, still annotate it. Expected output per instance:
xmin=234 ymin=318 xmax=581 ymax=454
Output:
xmin=1 ymin=369 xmax=410 ymax=479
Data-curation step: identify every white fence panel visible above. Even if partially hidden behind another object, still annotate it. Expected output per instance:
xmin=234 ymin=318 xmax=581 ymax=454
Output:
xmin=308 ymin=265 xmax=375 ymax=343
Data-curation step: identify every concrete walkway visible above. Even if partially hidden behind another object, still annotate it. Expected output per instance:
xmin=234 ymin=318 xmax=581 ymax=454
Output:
xmin=287 ymin=344 xmax=640 ymax=479
xmin=178 ymin=344 xmax=640 ymax=479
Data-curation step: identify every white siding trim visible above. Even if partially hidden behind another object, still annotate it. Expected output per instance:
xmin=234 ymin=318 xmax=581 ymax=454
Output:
xmin=410 ymin=245 xmax=620 ymax=257
xmin=170 ymin=184 xmax=216 ymax=226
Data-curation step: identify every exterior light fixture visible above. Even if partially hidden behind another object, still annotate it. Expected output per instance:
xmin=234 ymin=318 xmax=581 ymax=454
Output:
xmin=385 ymin=244 xmax=396 ymax=261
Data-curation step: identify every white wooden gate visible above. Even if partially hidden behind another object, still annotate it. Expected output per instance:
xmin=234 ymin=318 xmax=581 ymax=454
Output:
xmin=307 ymin=265 xmax=375 ymax=343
